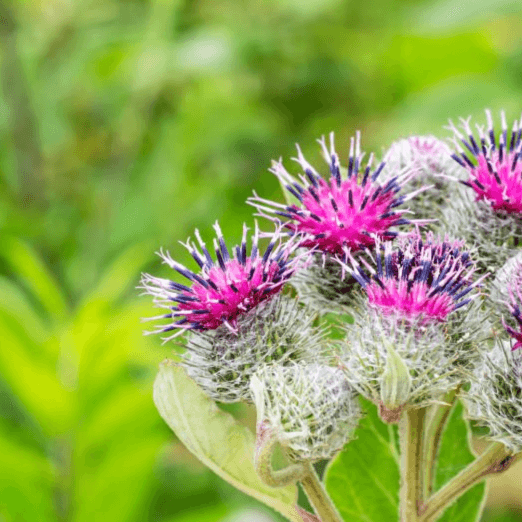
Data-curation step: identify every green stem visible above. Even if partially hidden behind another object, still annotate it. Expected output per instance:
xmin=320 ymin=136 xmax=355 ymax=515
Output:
xmin=399 ymin=407 xmax=427 ymax=522
xmin=421 ymin=388 xmax=459 ymax=501
xmin=419 ymin=442 xmax=514 ymax=522
xmin=300 ymin=462 xmax=344 ymax=522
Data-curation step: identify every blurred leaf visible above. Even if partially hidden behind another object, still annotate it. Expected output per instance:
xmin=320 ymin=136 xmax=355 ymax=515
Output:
xmin=0 ymin=237 xmax=68 ymax=320
xmin=410 ymin=0 xmax=522 ymax=32
xmin=0 ymin=316 xmax=72 ymax=436
xmin=84 ymin=240 xmax=154 ymax=306
xmin=0 ymin=435 xmax=55 ymax=522
xmin=153 ymin=361 xmax=301 ymax=521
xmin=325 ymin=397 xmax=400 ymax=521
xmin=434 ymin=401 xmax=487 ymax=522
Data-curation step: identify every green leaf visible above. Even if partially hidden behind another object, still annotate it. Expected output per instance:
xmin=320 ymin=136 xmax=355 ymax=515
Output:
xmin=325 ymin=397 xmax=400 ymax=522
xmin=433 ymin=401 xmax=487 ymax=522
xmin=153 ymin=361 xmax=302 ymax=522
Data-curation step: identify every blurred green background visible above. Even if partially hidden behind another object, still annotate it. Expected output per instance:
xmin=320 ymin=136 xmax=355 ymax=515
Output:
xmin=2 ymin=0 xmax=522 ymax=520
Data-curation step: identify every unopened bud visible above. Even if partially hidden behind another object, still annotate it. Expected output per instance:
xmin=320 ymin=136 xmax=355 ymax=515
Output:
xmin=379 ymin=345 xmax=412 ymax=423
xmin=250 ymin=363 xmax=361 ymax=462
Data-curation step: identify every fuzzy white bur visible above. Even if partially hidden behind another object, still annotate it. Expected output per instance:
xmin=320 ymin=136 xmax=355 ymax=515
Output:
xmin=340 ymin=305 xmax=486 ymax=412
xmin=438 ymin=182 xmax=522 ymax=273
xmin=465 ymin=339 xmax=522 ymax=453
xmin=289 ymin=253 xmax=358 ymax=315
xmin=182 ymin=297 xmax=325 ymax=403
xmin=250 ymin=363 xmax=361 ymax=462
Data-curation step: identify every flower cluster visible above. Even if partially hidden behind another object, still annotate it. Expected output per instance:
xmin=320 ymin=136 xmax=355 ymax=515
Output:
xmin=144 ymin=110 xmax=522 ymax=460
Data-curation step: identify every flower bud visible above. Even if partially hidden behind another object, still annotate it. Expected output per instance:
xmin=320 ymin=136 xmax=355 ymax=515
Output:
xmin=382 ymin=135 xmax=458 ymax=221
xmin=339 ymin=231 xmax=487 ymax=411
xmin=380 ymin=344 xmax=412 ymax=414
xmin=250 ymin=363 xmax=361 ymax=462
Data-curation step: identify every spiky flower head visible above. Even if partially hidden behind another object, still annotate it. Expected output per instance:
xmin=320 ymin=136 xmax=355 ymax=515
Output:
xmin=338 ymin=231 xmax=487 ymax=416
xmin=342 ymin=231 xmax=484 ymax=325
xmin=437 ymin=181 xmax=522 ymax=273
xmin=140 ymin=222 xmax=305 ymax=340
xmin=465 ymin=338 xmax=522 ymax=452
xmin=250 ymin=131 xmax=428 ymax=257
xmin=250 ymin=363 xmax=361 ymax=462
xmin=449 ymin=110 xmax=522 ymax=214
xmin=493 ymin=253 xmax=522 ymax=351
xmin=182 ymin=296 xmax=324 ymax=403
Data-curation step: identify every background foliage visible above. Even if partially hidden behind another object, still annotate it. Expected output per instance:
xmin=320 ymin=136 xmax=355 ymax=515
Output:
xmin=2 ymin=0 xmax=522 ymax=520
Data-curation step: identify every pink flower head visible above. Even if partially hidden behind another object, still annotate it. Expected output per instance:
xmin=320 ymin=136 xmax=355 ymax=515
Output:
xmin=141 ymin=222 xmax=303 ymax=340
xmin=502 ymin=260 xmax=522 ymax=350
xmin=449 ymin=110 xmax=522 ymax=214
xmin=250 ymin=132 xmax=429 ymax=256
xmin=342 ymin=231 xmax=485 ymax=324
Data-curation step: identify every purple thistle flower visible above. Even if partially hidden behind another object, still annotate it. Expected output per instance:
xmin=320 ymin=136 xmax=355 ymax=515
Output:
xmin=342 ymin=231 xmax=485 ymax=324
xmin=140 ymin=222 xmax=304 ymax=340
xmin=250 ymin=132 xmax=429 ymax=256
xmin=502 ymin=259 xmax=522 ymax=350
xmin=449 ymin=110 xmax=522 ymax=214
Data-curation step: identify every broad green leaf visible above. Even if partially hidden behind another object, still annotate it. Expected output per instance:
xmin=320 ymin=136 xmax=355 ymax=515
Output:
xmin=433 ymin=401 xmax=486 ymax=522
xmin=325 ymin=397 xmax=400 ymax=522
xmin=153 ymin=361 xmax=302 ymax=522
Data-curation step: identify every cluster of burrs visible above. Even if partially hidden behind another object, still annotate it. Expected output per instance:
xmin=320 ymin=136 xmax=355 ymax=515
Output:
xmin=143 ymin=108 xmax=522 ymax=469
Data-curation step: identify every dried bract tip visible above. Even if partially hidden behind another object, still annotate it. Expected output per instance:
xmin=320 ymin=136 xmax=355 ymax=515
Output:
xmin=250 ymin=363 xmax=361 ymax=462
xmin=249 ymin=132 xmax=429 ymax=256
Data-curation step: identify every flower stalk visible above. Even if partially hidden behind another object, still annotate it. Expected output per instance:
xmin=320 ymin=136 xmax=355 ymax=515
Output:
xmin=300 ymin=462 xmax=344 ymax=522
xmin=254 ymin=421 xmax=307 ymax=488
xmin=421 ymin=388 xmax=459 ymax=500
xmin=399 ymin=407 xmax=428 ymax=522
xmin=419 ymin=442 xmax=515 ymax=522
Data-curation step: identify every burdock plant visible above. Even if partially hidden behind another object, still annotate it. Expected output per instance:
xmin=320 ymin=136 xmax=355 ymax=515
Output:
xmin=143 ymin=112 xmax=522 ymax=522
